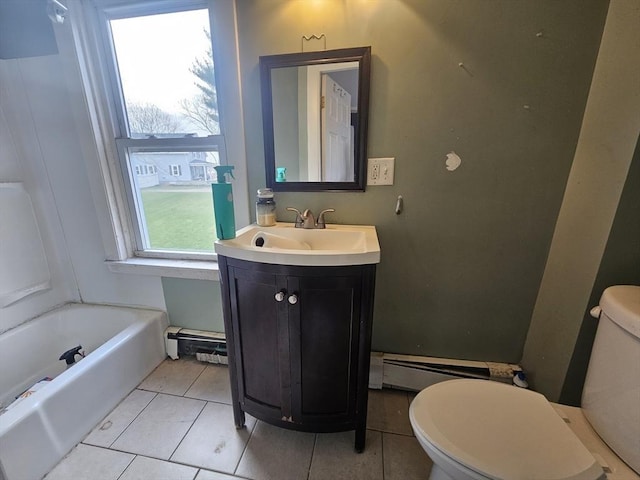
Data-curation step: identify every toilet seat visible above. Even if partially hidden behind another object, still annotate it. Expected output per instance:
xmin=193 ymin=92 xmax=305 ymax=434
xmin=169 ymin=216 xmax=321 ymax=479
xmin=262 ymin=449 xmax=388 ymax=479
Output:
xmin=409 ymin=379 xmax=605 ymax=480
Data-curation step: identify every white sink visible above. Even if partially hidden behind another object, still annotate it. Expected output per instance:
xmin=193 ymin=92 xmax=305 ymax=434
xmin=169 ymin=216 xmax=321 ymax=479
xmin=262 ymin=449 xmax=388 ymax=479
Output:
xmin=214 ymin=222 xmax=380 ymax=266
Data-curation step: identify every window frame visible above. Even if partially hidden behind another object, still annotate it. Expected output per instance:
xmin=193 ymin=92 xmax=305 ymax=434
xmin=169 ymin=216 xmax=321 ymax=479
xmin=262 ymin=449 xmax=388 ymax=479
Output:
xmin=71 ymin=0 xmax=249 ymax=265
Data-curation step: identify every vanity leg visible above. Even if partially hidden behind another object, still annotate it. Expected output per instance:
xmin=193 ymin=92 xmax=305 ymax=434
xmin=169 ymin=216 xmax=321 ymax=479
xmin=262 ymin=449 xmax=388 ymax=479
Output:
xmin=354 ymin=424 xmax=366 ymax=453
xmin=233 ymin=402 xmax=246 ymax=429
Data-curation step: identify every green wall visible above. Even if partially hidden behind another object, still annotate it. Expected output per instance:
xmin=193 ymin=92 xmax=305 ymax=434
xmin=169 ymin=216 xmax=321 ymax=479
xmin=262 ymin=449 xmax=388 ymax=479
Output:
xmin=162 ymin=1 xmax=621 ymax=389
xmin=559 ymin=135 xmax=640 ymax=406
xmin=520 ymin=0 xmax=640 ymax=401
xmin=162 ymin=278 xmax=225 ymax=332
xmin=235 ymin=0 xmax=608 ymax=362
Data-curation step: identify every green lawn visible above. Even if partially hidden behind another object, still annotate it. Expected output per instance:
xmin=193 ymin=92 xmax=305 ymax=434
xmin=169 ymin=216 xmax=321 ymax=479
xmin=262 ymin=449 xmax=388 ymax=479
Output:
xmin=141 ymin=187 xmax=217 ymax=252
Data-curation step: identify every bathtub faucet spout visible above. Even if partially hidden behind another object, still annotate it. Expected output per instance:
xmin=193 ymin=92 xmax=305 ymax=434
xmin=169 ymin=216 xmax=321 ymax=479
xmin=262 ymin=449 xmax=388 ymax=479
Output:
xmin=59 ymin=345 xmax=84 ymax=368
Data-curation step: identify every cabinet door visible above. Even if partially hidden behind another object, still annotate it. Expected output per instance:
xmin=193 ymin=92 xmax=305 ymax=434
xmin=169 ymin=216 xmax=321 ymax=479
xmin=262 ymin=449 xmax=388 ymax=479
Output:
xmin=288 ymin=274 xmax=362 ymax=425
xmin=228 ymin=266 xmax=290 ymax=420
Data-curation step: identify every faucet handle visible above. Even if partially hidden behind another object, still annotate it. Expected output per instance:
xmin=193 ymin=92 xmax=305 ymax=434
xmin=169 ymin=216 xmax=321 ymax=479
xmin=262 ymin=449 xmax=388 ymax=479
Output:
xmin=316 ymin=208 xmax=335 ymax=228
xmin=286 ymin=207 xmax=305 ymax=228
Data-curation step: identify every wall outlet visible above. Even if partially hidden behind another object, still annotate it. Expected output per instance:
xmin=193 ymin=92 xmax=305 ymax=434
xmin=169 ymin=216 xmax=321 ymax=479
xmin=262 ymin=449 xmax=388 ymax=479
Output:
xmin=367 ymin=157 xmax=395 ymax=185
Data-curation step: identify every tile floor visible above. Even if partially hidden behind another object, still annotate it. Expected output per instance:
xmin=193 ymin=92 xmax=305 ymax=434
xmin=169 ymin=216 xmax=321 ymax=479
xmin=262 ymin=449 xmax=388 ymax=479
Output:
xmin=45 ymin=358 xmax=433 ymax=480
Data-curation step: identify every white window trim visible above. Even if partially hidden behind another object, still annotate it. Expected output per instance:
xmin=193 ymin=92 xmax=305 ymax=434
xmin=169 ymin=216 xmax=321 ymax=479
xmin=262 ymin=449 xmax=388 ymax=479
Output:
xmin=68 ymin=0 xmax=249 ymax=276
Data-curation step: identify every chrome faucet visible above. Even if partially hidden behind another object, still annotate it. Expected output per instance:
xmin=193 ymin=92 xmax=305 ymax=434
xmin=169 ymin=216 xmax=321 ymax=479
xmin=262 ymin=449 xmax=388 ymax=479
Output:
xmin=286 ymin=208 xmax=335 ymax=229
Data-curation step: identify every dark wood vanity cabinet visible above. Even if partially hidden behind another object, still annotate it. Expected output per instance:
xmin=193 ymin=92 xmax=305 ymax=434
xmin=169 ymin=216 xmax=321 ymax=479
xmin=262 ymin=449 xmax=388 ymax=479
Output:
xmin=218 ymin=256 xmax=376 ymax=452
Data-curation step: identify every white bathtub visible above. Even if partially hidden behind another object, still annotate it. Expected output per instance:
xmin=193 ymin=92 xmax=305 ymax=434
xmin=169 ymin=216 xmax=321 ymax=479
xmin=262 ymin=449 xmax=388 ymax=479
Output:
xmin=0 ymin=303 xmax=168 ymax=480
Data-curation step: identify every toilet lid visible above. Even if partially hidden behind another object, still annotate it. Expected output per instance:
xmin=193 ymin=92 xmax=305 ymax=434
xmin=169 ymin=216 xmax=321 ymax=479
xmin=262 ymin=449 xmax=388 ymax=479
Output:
xmin=410 ymin=380 xmax=604 ymax=480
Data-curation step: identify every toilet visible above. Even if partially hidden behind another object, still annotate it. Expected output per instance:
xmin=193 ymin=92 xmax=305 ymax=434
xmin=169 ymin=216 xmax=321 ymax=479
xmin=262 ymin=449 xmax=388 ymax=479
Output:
xmin=409 ymin=285 xmax=640 ymax=480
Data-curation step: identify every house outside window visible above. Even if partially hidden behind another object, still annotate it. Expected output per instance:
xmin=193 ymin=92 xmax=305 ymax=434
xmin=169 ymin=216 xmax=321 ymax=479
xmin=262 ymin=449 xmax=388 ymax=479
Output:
xmin=76 ymin=1 xmax=248 ymax=259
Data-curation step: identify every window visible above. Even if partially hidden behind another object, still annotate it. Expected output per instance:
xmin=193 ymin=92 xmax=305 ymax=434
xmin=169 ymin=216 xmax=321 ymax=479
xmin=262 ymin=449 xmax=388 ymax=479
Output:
xmin=75 ymin=0 xmax=248 ymax=262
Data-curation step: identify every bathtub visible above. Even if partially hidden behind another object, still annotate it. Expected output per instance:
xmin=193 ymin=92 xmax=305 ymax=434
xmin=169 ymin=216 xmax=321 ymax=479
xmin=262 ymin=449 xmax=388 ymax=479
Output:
xmin=0 ymin=303 xmax=168 ymax=480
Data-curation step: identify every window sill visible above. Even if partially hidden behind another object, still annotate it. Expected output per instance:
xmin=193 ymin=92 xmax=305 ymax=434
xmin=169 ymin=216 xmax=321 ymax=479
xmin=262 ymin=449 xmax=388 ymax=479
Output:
xmin=106 ymin=257 xmax=220 ymax=281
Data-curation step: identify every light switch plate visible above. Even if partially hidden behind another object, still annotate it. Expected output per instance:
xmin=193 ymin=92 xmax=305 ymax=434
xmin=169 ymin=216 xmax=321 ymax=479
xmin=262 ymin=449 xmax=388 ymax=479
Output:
xmin=367 ymin=157 xmax=395 ymax=185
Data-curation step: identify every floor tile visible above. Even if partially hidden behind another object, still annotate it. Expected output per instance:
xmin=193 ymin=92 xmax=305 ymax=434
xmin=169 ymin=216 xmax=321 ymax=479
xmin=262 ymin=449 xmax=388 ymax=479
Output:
xmin=83 ymin=389 xmax=156 ymax=448
xmin=44 ymin=444 xmax=133 ymax=480
xmin=119 ymin=455 xmax=198 ymax=480
xmin=138 ymin=358 xmax=206 ymax=396
xmin=309 ymin=430 xmax=383 ymax=480
xmin=171 ymin=402 xmax=256 ymax=473
xmin=111 ymin=393 xmax=205 ymax=460
xmin=185 ymin=364 xmax=232 ymax=404
xmin=383 ymin=432 xmax=433 ymax=480
xmin=367 ymin=388 xmax=413 ymax=435
xmin=195 ymin=470 xmax=244 ymax=480
xmin=43 ymin=359 xmax=437 ymax=480
xmin=235 ymin=421 xmax=316 ymax=480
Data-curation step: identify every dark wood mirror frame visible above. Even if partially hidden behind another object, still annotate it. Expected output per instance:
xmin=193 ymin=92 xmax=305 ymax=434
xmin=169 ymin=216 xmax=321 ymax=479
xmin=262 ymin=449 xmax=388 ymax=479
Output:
xmin=260 ymin=46 xmax=371 ymax=192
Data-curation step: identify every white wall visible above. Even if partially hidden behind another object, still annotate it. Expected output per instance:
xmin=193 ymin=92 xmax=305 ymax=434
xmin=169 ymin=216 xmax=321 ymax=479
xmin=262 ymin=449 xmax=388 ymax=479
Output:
xmin=0 ymin=62 xmax=77 ymax=332
xmin=0 ymin=17 xmax=166 ymax=333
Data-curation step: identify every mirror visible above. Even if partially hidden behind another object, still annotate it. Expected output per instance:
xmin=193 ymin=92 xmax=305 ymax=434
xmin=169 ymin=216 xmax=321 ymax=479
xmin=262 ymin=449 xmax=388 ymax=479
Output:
xmin=260 ymin=46 xmax=371 ymax=191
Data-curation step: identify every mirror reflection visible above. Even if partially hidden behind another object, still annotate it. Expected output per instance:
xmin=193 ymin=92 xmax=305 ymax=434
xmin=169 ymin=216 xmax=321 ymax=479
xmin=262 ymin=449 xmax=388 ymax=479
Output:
xmin=260 ymin=47 xmax=371 ymax=191
xmin=271 ymin=62 xmax=358 ymax=182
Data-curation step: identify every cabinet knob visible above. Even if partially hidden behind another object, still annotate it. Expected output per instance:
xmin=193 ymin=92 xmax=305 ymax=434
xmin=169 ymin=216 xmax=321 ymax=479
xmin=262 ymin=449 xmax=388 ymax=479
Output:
xmin=287 ymin=294 xmax=298 ymax=305
xmin=274 ymin=290 xmax=286 ymax=302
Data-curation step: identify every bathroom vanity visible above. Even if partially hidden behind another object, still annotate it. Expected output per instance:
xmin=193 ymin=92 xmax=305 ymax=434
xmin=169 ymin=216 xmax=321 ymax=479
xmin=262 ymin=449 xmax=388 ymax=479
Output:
xmin=215 ymin=223 xmax=380 ymax=452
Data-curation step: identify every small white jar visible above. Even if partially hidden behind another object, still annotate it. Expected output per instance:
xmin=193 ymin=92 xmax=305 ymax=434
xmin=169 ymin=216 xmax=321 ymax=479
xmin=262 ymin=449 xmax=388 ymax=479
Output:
xmin=256 ymin=188 xmax=276 ymax=226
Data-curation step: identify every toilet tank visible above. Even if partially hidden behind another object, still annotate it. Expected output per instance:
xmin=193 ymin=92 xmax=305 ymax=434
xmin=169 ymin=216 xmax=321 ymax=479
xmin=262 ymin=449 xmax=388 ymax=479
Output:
xmin=582 ymin=285 xmax=640 ymax=474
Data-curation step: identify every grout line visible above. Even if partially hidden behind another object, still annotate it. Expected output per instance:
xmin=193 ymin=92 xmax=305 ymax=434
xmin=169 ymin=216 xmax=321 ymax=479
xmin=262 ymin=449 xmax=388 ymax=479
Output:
xmin=380 ymin=430 xmax=386 ymax=480
xmin=109 ymin=391 xmax=158 ymax=447
xmin=102 ymin=444 xmax=165 ymax=461
xmin=54 ymin=444 xmax=136 ymax=480
xmin=366 ymin=426 xmax=414 ymax=437
xmin=306 ymin=433 xmax=318 ymax=480
xmin=136 ymin=387 xmax=232 ymax=406
xmin=137 ymin=386 xmax=233 ymax=407
xmin=81 ymin=389 xmax=158 ymax=449
xmin=114 ymin=453 xmax=137 ymax=480
xmin=182 ymin=362 xmax=209 ymax=397
xmin=166 ymin=399 xmax=208 ymax=461
xmin=108 ymin=451 xmax=238 ymax=480
xmin=233 ymin=417 xmax=259 ymax=475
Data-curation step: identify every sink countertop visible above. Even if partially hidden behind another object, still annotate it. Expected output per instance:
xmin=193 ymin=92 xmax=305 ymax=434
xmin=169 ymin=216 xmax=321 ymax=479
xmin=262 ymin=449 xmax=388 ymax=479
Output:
xmin=214 ymin=222 xmax=380 ymax=267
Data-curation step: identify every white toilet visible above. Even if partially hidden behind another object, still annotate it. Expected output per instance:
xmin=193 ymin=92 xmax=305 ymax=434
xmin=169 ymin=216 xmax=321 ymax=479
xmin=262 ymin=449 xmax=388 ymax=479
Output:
xmin=409 ymin=285 xmax=640 ymax=480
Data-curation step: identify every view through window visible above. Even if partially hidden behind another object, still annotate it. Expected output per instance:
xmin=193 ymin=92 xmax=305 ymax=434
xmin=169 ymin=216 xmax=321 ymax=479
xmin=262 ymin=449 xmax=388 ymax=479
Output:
xmin=109 ymin=8 xmax=221 ymax=253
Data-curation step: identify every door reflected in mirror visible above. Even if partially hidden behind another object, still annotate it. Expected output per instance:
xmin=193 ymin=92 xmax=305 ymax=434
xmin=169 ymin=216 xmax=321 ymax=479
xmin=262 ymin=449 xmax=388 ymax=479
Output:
xmin=260 ymin=47 xmax=370 ymax=191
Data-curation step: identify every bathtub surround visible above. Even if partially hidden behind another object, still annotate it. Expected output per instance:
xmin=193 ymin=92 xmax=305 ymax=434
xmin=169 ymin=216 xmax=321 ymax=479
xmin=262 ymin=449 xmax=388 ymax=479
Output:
xmin=0 ymin=183 xmax=50 ymax=307
xmin=0 ymin=70 xmax=78 ymax=332
xmin=0 ymin=13 xmax=166 ymax=333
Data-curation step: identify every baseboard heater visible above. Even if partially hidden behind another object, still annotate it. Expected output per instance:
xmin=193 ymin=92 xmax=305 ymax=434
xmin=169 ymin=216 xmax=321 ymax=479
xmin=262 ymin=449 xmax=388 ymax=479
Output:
xmin=163 ymin=329 xmax=523 ymax=389
xmin=368 ymin=352 xmax=523 ymax=391
xmin=164 ymin=327 xmax=227 ymax=365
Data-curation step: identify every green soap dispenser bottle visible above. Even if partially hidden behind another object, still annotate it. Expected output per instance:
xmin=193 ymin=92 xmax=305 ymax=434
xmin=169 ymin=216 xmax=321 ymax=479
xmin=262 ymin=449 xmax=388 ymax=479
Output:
xmin=212 ymin=166 xmax=236 ymax=240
